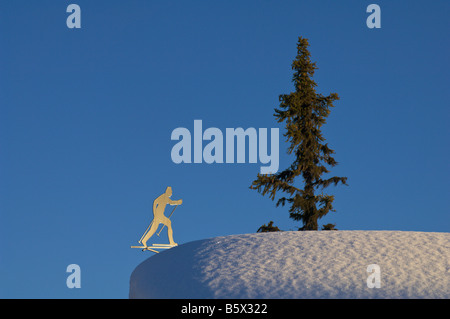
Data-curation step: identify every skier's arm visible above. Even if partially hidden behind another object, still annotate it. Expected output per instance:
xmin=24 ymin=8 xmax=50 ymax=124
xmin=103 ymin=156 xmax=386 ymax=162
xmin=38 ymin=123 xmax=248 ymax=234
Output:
xmin=169 ymin=198 xmax=182 ymax=205
xmin=153 ymin=199 xmax=158 ymax=213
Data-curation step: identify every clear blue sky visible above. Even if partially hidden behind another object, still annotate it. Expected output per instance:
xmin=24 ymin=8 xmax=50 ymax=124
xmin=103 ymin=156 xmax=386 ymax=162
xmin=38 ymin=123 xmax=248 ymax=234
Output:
xmin=1 ymin=0 xmax=448 ymax=298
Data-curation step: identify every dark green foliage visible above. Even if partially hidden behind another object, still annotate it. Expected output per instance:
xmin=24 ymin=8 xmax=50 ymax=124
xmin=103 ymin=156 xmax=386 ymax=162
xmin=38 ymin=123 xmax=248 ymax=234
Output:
xmin=321 ymin=223 xmax=338 ymax=231
xmin=257 ymin=221 xmax=281 ymax=233
xmin=251 ymin=37 xmax=347 ymax=231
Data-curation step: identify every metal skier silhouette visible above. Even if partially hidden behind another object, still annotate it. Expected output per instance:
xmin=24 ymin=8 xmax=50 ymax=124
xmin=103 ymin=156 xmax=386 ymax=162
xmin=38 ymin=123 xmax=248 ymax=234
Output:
xmin=131 ymin=187 xmax=182 ymax=252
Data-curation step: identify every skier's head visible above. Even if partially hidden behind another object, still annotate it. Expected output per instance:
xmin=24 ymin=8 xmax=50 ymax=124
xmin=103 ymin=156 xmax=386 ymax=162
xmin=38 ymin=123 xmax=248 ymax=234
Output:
xmin=165 ymin=186 xmax=172 ymax=197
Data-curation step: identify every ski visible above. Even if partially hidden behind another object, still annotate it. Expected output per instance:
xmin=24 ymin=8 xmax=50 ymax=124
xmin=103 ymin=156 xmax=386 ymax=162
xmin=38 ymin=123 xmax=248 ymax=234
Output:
xmin=152 ymin=244 xmax=177 ymax=247
xmin=148 ymin=244 xmax=177 ymax=249
xmin=130 ymin=244 xmax=177 ymax=253
xmin=143 ymin=247 xmax=159 ymax=253
xmin=130 ymin=246 xmax=162 ymax=253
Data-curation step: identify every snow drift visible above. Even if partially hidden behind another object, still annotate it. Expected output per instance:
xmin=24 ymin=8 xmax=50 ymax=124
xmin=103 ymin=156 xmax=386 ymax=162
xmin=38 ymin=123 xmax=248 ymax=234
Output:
xmin=129 ymin=231 xmax=449 ymax=299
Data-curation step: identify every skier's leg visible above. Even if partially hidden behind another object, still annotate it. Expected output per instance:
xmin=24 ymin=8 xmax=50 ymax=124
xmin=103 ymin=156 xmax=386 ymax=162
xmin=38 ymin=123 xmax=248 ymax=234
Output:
xmin=141 ymin=221 xmax=160 ymax=247
xmin=162 ymin=217 xmax=177 ymax=246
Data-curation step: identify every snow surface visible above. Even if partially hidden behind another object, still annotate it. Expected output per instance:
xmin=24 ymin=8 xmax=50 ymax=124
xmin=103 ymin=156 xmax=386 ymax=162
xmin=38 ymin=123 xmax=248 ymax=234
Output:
xmin=129 ymin=231 xmax=449 ymax=299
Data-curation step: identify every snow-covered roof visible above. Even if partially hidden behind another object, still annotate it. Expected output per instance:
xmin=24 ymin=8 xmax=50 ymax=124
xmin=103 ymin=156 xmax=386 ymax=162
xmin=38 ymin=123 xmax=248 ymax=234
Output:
xmin=130 ymin=230 xmax=449 ymax=299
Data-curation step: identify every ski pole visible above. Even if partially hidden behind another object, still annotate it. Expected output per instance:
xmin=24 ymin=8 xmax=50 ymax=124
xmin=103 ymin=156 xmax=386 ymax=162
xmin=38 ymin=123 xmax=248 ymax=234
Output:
xmin=138 ymin=220 xmax=153 ymax=244
xmin=156 ymin=204 xmax=178 ymax=237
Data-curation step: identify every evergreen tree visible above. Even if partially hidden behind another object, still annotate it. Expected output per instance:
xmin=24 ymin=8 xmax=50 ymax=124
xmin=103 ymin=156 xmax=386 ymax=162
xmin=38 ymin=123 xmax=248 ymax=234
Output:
xmin=321 ymin=223 xmax=338 ymax=231
xmin=251 ymin=37 xmax=347 ymax=231
xmin=257 ymin=221 xmax=281 ymax=233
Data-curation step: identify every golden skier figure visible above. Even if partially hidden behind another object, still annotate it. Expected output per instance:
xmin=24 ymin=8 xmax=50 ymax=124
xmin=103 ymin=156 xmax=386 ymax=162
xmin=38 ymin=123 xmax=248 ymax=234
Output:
xmin=140 ymin=187 xmax=182 ymax=248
